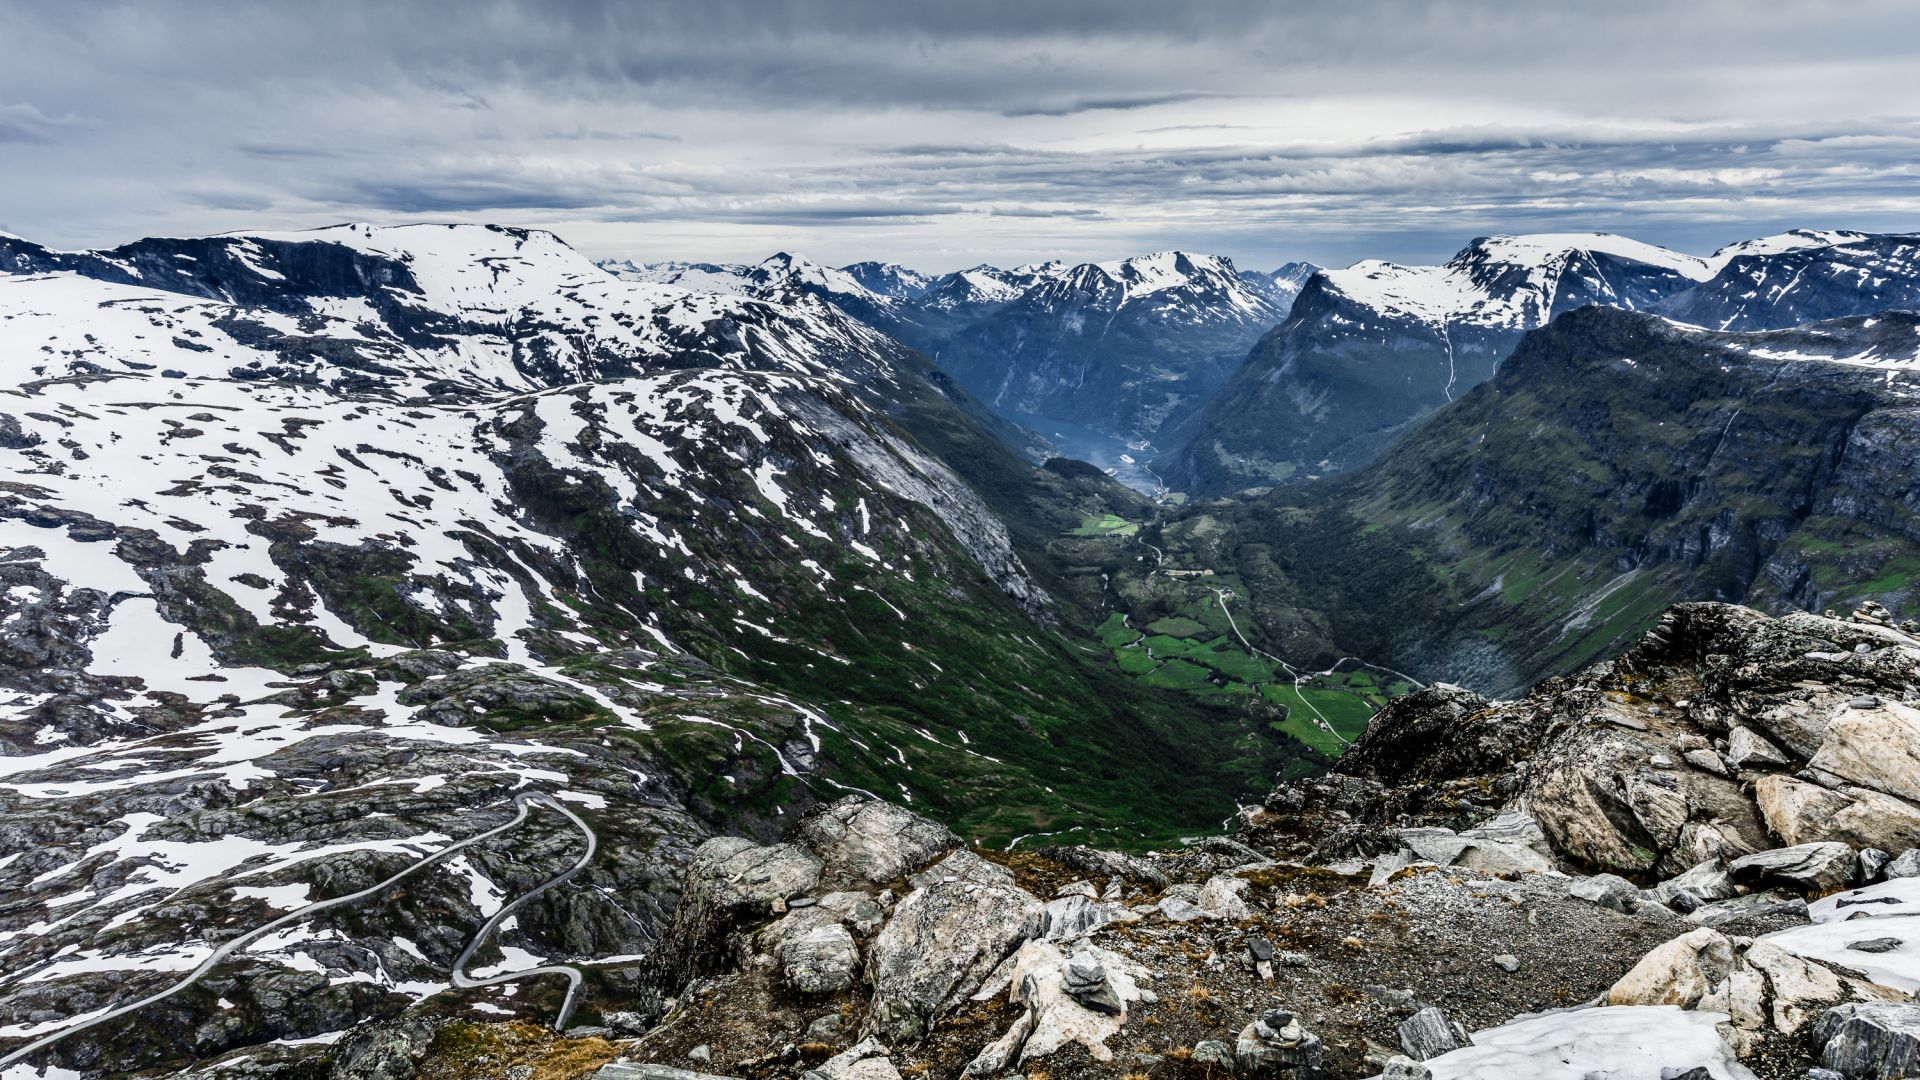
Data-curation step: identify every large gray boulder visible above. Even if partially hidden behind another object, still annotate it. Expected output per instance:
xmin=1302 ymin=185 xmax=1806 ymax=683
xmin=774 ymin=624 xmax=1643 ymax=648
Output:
xmin=1886 ymin=849 xmax=1920 ymax=880
xmin=1568 ymin=873 xmax=1642 ymax=913
xmin=1816 ymin=1001 xmax=1920 ymax=1079
xmin=1731 ymin=842 xmax=1859 ymax=893
xmin=777 ymin=922 xmax=860 ymax=994
xmin=795 ymin=797 xmax=956 ymax=886
xmin=1649 ymin=859 xmax=1739 ymax=909
xmin=1397 ymin=1006 xmax=1461 ymax=1061
xmin=687 ymin=837 xmax=822 ymax=911
xmin=1398 ymin=814 xmax=1554 ymax=877
xmin=865 ymin=851 xmax=1042 ymax=1041
xmin=1727 ymin=725 xmax=1791 ymax=770
xmin=1608 ymin=926 xmax=1898 ymax=1052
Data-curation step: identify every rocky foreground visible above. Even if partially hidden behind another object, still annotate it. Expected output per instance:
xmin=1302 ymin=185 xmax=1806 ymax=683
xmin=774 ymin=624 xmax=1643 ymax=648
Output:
xmin=79 ymin=598 xmax=1914 ymax=1080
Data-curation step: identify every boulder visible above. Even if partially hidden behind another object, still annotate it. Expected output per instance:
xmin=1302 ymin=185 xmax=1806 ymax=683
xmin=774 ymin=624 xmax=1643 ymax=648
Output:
xmin=1683 ymin=748 xmax=1730 ymax=777
xmin=800 ymin=1037 xmax=903 ymax=1080
xmin=1816 ymin=1002 xmax=1920 ymax=1079
xmin=777 ymin=922 xmax=860 ymax=994
xmin=1884 ymin=849 xmax=1920 ymax=880
xmin=1808 ymin=705 xmax=1920 ymax=805
xmin=866 ymin=851 xmax=1042 ymax=1041
xmin=1382 ymin=1056 xmax=1432 ymax=1079
xmin=1397 ymin=1006 xmax=1461 ymax=1061
xmin=1607 ymin=926 xmax=1893 ymax=1048
xmin=795 ymin=797 xmax=956 ymax=887
xmin=1399 ymin=818 xmax=1553 ymax=877
xmin=1569 ymin=873 xmax=1642 ymax=913
xmin=1650 ymin=860 xmax=1739 ymax=909
xmin=1727 ymin=726 xmax=1791 ymax=769
xmin=1197 ymin=874 xmax=1255 ymax=920
xmin=1730 ymin=842 xmax=1858 ymax=893
xmin=1687 ymin=891 xmax=1810 ymax=934
xmin=1755 ymin=775 xmax=1920 ymax=853
xmin=1862 ymin=848 xmax=1893 ymax=882
xmin=687 ymin=837 xmax=823 ymax=912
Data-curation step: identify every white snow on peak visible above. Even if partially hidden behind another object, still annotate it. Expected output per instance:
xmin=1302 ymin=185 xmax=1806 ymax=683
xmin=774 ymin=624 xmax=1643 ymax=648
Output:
xmin=1090 ymin=251 xmax=1237 ymax=296
xmin=1476 ymin=233 xmax=1710 ymax=280
xmin=603 ymin=259 xmax=759 ymax=295
xmin=755 ymin=252 xmax=885 ymax=302
xmin=1324 ymin=232 xmax=1708 ymax=330
xmin=1705 ymin=228 xmax=1875 ymax=272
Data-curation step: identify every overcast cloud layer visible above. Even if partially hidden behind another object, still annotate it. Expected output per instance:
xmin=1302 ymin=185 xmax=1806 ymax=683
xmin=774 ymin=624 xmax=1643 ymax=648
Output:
xmin=2 ymin=0 xmax=1917 ymax=270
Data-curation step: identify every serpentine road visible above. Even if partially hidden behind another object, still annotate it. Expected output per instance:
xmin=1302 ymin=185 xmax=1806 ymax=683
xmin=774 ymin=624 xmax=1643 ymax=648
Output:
xmin=0 ymin=790 xmax=596 ymax=1071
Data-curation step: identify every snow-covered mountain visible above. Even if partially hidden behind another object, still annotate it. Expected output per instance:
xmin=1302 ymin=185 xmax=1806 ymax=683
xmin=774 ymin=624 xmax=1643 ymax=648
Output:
xmin=1663 ymin=230 xmax=1920 ymax=331
xmin=0 ymin=223 xmax=1233 ymax=1074
xmin=914 ymin=251 xmax=1301 ymax=463
xmin=1320 ymin=233 xmax=1711 ymax=331
xmin=1162 ymin=232 xmax=1745 ymax=493
xmin=596 ymin=249 xmax=1316 ymax=484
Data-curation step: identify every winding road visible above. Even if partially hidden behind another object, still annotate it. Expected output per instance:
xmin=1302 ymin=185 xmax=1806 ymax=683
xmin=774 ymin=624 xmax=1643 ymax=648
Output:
xmin=0 ymin=791 xmax=596 ymax=1072
xmin=1211 ymin=586 xmax=1426 ymax=745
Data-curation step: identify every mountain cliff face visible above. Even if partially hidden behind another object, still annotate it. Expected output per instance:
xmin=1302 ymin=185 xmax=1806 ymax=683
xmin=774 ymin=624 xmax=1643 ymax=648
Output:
xmin=1161 ymin=233 xmax=1714 ymax=493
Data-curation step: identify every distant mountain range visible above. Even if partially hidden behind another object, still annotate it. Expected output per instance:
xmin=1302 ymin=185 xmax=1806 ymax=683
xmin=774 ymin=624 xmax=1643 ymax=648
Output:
xmin=1162 ymin=228 xmax=1920 ymax=493
xmin=602 ymin=250 xmax=1315 ymax=480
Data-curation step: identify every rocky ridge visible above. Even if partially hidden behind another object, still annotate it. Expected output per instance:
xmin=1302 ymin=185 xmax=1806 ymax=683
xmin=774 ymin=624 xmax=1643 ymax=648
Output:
xmin=187 ymin=599 xmax=1920 ymax=1080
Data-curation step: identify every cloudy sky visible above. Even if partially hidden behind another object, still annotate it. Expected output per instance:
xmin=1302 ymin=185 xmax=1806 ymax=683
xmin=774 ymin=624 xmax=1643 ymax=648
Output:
xmin=3 ymin=0 xmax=1917 ymax=271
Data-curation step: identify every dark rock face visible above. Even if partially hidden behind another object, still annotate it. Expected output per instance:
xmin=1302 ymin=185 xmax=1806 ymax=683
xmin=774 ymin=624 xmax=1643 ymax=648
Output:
xmin=1817 ymin=1001 xmax=1920 ymax=1079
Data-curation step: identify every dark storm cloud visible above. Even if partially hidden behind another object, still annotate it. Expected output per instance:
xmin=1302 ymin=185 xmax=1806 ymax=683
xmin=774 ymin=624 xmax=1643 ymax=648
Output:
xmin=0 ymin=0 xmax=1916 ymax=269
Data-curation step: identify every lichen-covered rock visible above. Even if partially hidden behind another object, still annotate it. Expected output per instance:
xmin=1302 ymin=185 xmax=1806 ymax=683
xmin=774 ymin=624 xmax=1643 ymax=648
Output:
xmin=794 ymin=796 xmax=956 ymax=887
xmin=778 ymin=922 xmax=860 ymax=994
xmin=963 ymin=940 xmax=1153 ymax=1074
xmin=864 ymin=851 xmax=1042 ymax=1041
